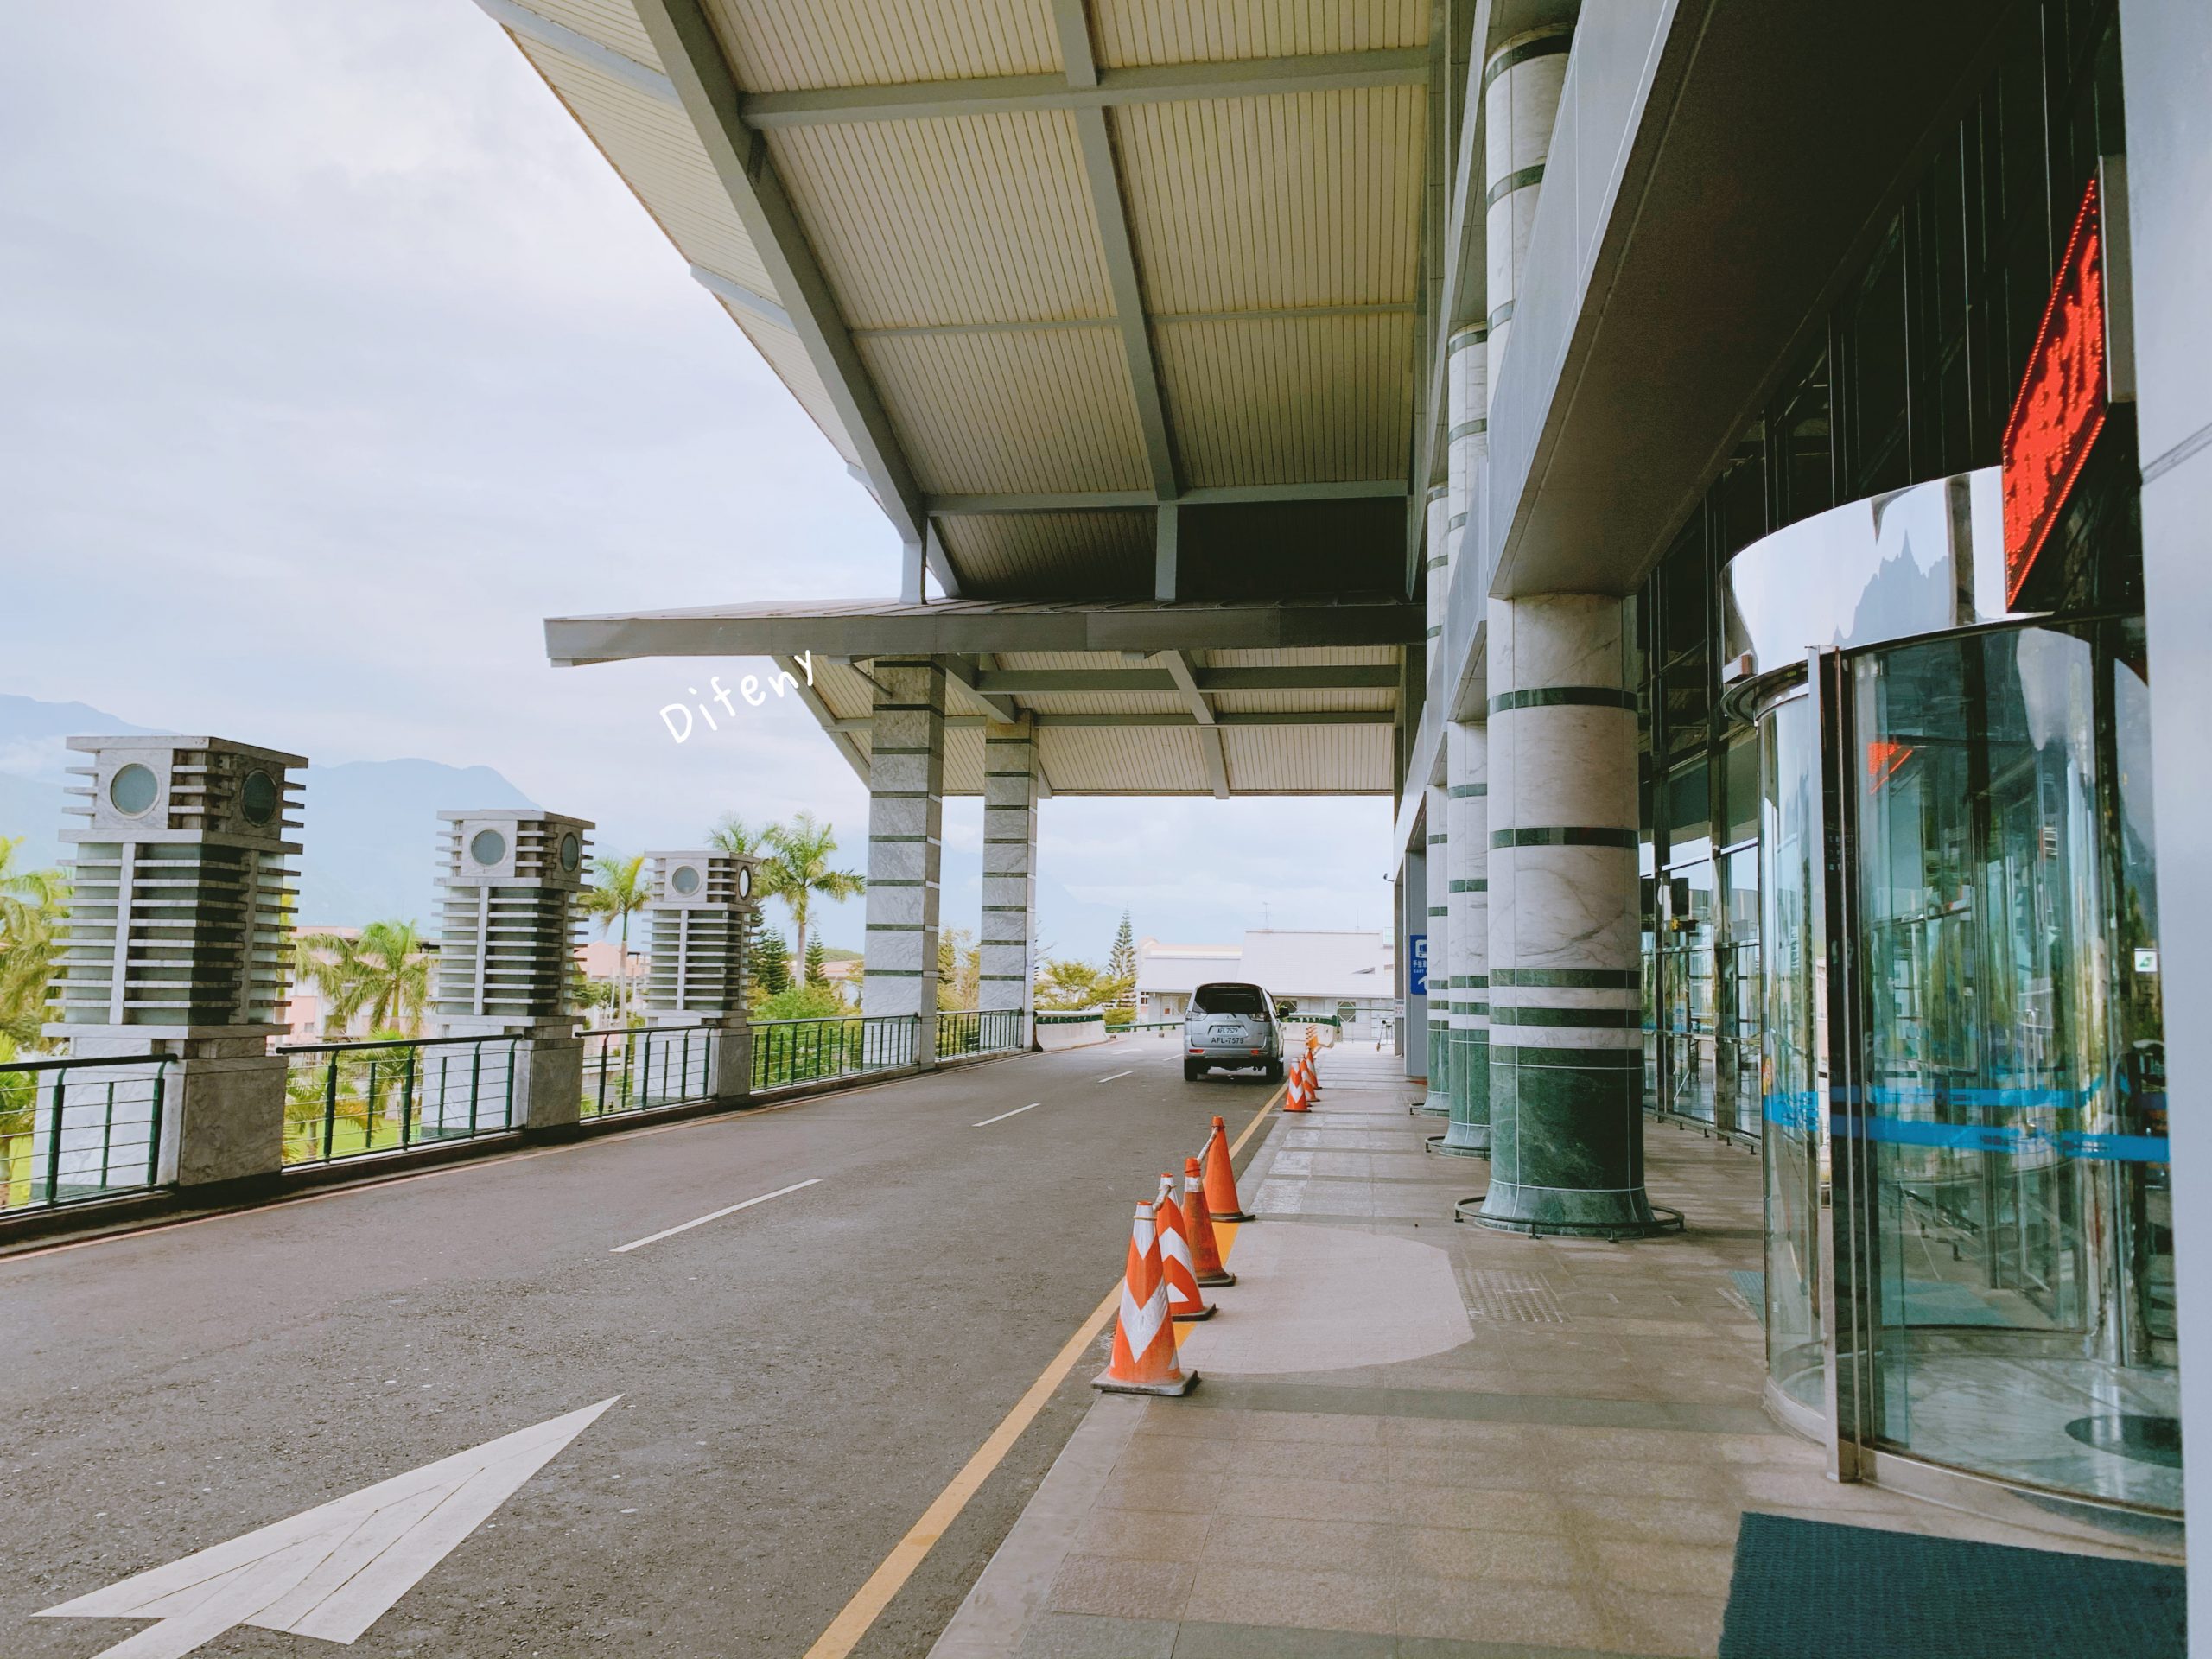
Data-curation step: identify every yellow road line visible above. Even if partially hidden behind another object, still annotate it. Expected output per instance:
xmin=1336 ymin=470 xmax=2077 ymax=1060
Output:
xmin=802 ymin=1086 xmax=1280 ymax=1659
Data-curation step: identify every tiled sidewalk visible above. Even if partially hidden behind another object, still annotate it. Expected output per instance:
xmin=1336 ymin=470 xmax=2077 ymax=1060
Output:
xmin=931 ymin=1051 xmax=2158 ymax=1659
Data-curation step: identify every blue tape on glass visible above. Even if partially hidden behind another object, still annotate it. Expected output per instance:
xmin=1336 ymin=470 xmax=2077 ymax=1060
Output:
xmin=1829 ymin=1114 xmax=2169 ymax=1165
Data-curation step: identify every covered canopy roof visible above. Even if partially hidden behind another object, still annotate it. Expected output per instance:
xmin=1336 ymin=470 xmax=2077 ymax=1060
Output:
xmin=486 ymin=0 xmax=1439 ymax=793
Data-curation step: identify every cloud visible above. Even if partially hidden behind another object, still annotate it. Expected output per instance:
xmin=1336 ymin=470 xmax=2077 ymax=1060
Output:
xmin=0 ymin=0 xmax=1397 ymax=969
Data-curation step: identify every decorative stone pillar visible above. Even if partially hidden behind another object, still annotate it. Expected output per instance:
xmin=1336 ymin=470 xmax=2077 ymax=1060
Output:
xmin=980 ymin=719 xmax=1038 ymax=1049
xmin=1484 ymin=25 xmax=1573 ymax=410
xmin=47 ymin=736 xmax=304 ymax=1190
xmin=1416 ymin=781 xmax=1452 ymax=1117
xmin=1471 ymin=596 xmax=1672 ymax=1236
xmin=645 ymin=849 xmax=762 ymax=1100
xmin=1434 ymin=721 xmax=1490 ymax=1154
xmin=430 ymin=810 xmax=593 ymax=1136
xmin=862 ymin=658 xmax=944 ymax=1068
xmin=1424 ymin=484 xmax=1450 ymax=652
xmin=1446 ymin=323 xmax=1487 ymax=569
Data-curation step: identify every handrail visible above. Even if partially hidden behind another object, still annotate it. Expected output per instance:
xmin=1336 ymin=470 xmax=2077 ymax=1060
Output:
xmin=280 ymin=1034 xmax=519 ymax=1167
xmin=0 ymin=1052 xmax=172 ymax=1210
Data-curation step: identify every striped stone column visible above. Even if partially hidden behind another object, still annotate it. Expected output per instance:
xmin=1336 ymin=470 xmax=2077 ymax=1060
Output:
xmin=1423 ymin=484 xmax=1450 ymax=652
xmin=1484 ymin=25 xmax=1573 ymax=410
xmin=1446 ymin=323 xmax=1486 ymax=567
xmin=1472 ymin=596 xmax=1666 ymax=1235
xmin=980 ymin=719 xmax=1037 ymax=1049
xmin=1416 ymin=781 xmax=1452 ymax=1116
xmin=1434 ymin=721 xmax=1490 ymax=1154
xmin=861 ymin=658 xmax=944 ymax=1067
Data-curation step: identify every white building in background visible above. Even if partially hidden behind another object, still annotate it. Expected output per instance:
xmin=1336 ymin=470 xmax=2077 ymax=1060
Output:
xmin=1135 ymin=931 xmax=1395 ymax=1041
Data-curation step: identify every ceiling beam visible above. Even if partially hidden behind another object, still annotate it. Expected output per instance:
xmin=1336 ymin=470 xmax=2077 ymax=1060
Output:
xmin=1053 ymin=2 xmax=1179 ymax=503
xmin=929 ymin=479 xmax=1408 ymax=514
xmin=851 ymin=302 xmax=1413 ymax=340
xmin=1162 ymin=649 xmax=1230 ymax=798
xmin=829 ymin=709 xmax=1391 ymax=731
xmin=975 ymin=665 xmax=1398 ymax=693
xmin=939 ymin=653 xmax=1020 ymax=721
xmin=740 ymin=48 xmax=1428 ymax=128
xmin=632 ymin=0 xmax=929 ymax=550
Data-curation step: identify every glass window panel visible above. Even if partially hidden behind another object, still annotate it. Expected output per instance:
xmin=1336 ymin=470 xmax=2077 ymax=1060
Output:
xmin=1722 ymin=731 xmax=1760 ymax=848
xmin=1665 ymin=758 xmax=1712 ymax=864
xmin=1773 ymin=351 xmax=1833 ymax=528
xmin=1659 ymin=860 xmax=1717 ymax=1128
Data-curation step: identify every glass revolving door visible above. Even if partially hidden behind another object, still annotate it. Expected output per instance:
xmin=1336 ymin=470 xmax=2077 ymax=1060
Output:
xmin=1837 ymin=618 xmax=2176 ymax=1512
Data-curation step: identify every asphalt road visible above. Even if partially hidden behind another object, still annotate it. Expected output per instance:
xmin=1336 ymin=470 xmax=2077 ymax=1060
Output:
xmin=1 ymin=1038 xmax=1276 ymax=1659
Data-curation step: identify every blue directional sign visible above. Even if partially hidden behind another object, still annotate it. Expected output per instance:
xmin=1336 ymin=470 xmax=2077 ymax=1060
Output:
xmin=1408 ymin=933 xmax=1428 ymax=996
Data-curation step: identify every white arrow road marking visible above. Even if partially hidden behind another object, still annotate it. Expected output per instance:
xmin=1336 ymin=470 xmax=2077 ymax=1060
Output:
xmin=1096 ymin=1071 xmax=1132 ymax=1083
xmin=36 ymin=1395 xmax=620 ymax=1659
xmin=610 ymin=1178 xmax=820 ymax=1252
xmin=972 ymin=1103 xmax=1040 ymax=1127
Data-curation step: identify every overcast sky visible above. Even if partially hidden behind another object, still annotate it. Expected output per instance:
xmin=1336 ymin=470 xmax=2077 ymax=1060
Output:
xmin=0 ymin=0 xmax=1395 ymax=957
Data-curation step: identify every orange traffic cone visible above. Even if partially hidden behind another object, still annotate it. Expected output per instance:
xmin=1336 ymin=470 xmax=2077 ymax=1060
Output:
xmin=1202 ymin=1116 xmax=1255 ymax=1223
xmin=1094 ymin=1198 xmax=1198 ymax=1395
xmin=1154 ymin=1174 xmax=1216 ymax=1320
xmin=1304 ymin=1050 xmax=1321 ymax=1096
xmin=1281 ymin=1065 xmax=1310 ymax=1112
xmin=1183 ymin=1156 xmax=1235 ymax=1287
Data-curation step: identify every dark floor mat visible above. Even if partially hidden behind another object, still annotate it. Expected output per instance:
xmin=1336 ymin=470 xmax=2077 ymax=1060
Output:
xmin=1719 ymin=1510 xmax=2184 ymax=1658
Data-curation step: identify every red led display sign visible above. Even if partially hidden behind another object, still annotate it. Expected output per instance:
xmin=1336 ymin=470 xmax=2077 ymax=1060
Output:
xmin=2000 ymin=177 xmax=2110 ymax=607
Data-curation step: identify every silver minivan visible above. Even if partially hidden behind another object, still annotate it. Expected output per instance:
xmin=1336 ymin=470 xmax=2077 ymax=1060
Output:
xmin=1183 ymin=982 xmax=1284 ymax=1082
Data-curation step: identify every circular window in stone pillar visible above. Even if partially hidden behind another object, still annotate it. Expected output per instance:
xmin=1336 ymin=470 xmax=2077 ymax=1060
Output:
xmin=470 ymin=829 xmax=507 ymax=867
xmin=671 ymin=864 xmax=702 ymax=895
xmin=737 ymin=864 xmax=753 ymax=899
xmin=240 ymin=770 xmax=278 ymax=827
xmin=559 ymin=832 xmax=582 ymax=874
xmin=110 ymin=763 xmax=158 ymax=817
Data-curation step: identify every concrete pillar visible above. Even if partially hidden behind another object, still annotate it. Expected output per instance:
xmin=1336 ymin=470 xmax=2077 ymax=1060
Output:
xmin=862 ymin=658 xmax=944 ymax=1068
xmin=980 ymin=719 xmax=1038 ymax=1048
xmin=1417 ymin=781 xmax=1452 ymax=1116
xmin=1474 ymin=595 xmax=1668 ymax=1236
xmin=2117 ymin=0 xmax=2212 ymax=1613
xmin=1423 ymin=484 xmax=1450 ymax=653
xmin=48 ymin=736 xmax=305 ymax=1190
xmin=430 ymin=810 xmax=593 ymax=1136
xmin=1435 ymin=721 xmax=1490 ymax=1154
xmin=1484 ymin=25 xmax=1573 ymax=408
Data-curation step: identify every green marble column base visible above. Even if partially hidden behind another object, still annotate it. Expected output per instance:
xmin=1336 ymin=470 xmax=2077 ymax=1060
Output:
xmin=1466 ymin=1042 xmax=1681 ymax=1236
xmin=1413 ymin=1016 xmax=1452 ymax=1116
xmin=1431 ymin=1032 xmax=1490 ymax=1154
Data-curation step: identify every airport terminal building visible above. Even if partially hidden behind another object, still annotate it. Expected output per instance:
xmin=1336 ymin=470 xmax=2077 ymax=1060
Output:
xmin=487 ymin=0 xmax=2212 ymax=1594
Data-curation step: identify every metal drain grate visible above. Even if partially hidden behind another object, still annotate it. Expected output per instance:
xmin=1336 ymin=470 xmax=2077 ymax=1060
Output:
xmin=1462 ymin=1268 xmax=1569 ymax=1323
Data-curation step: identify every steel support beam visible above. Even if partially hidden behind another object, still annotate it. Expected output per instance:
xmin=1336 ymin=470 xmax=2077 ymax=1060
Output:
xmin=940 ymin=653 xmax=1020 ymax=721
xmin=632 ymin=0 xmax=930 ymax=550
xmin=974 ymin=665 xmax=1398 ymax=693
xmin=777 ymin=653 xmax=873 ymax=783
xmin=1162 ymin=649 xmax=1230 ymax=798
xmin=830 ymin=709 xmax=1391 ymax=732
xmin=741 ymin=48 xmax=1427 ymax=127
xmin=929 ymin=480 xmax=1408 ymax=514
xmin=1053 ymin=1 xmax=1179 ymax=503
xmin=1154 ymin=504 xmax=1179 ymax=602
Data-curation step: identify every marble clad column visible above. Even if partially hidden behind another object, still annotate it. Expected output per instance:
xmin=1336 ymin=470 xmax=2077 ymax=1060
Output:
xmin=1473 ymin=596 xmax=1669 ymax=1235
xmin=1435 ymin=721 xmax=1490 ymax=1154
xmin=862 ymin=658 xmax=944 ymax=1067
xmin=1446 ymin=323 xmax=1487 ymax=567
xmin=1424 ymin=484 xmax=1450 ymax=652
xmin=1416 ymin=781 xmax=1452 ymax=1116
xmin=1484 ymin=25 xmax=1573 ymax=410
xmin=980 ymin=719 xmax=1038 ymax=1048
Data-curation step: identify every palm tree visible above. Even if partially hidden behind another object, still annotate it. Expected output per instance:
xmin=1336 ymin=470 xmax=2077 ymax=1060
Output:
xmin=293 ymin=920 xmax=431 ymax=1037
xmin=761 ymin=812 xmax=863 ymax=969
xmin=580 ymin=853 xmax=652 ymax=1025
xmin=0 ymin=836 xmax=71 ymax=1047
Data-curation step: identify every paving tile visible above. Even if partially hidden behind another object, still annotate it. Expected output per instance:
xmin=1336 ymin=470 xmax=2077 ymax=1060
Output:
xmin=1212 ymin=1473 xmax=1400 ymax=1524
xmin=1183 ymin=1563 xmax=1398 ymax=1636
xmin=1096 ymin=1467 xmax=1224 ymax=1516
xmin=1170 ymin=1618 xmax=1396 ymax=1658
xmin=1014 ymin=1612 xmax=1179 ymax=1659
xmin=1198 ymin=1513 xmax=1401 ymax=1569
xmin=1386 ymin=1484 xmax=1574 ymax=1535
xmin=1392 ymin=1574 xmax=1611 ymax=1649
xmin=1045 ymin=1554 xmax=1195 ymax=1621
xmin=1395 ymin=1526 xmax=1580 ymax=1586
xmin=1588 ymin=1539 xmax=1738 ymax=1598
xmin=1554 ymin=1496 xmax=1744 ymax=1547
xmin=1594 ymin=1587 xmax=1728 ymax=1657
xmin=1232 ymin=1408 xmax=1384 ymax=1446
xmin=1115 ymin=1435 xmax=1239 ymax=1477
xmin=1067 ymin=1506 xmax=1213 ymax=1563
xmin=1233 ymin=1439 xmax=1393 ymax=1484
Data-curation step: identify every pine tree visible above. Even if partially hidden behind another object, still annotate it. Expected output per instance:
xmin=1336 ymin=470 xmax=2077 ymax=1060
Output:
xmin=1108 ymin=910 xmax=1136 ymax=1006
xmin=804 ymin=933 xmax=830 ymax=986
xmin=753 ymin=927 xmax=793 ymax=996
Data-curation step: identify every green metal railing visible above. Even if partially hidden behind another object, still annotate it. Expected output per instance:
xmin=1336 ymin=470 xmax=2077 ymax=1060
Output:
xmin=0 ymin=1052 xmax=170 ymax=1210
xmin=750 ymin=1014 xmax=918 ymax=1090
xmin=936 ymin=1008 xmax=1026 ymax=1059
xmin=582 ymin=1027 xmax=717 ymax=1118
xmin=280 ymin=1035 xmax=519 ymax=1166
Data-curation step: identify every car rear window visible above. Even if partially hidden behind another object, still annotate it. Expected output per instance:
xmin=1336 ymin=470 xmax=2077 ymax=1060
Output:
xmin=1192 ymin=985 xmax=1265 ymax=1016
